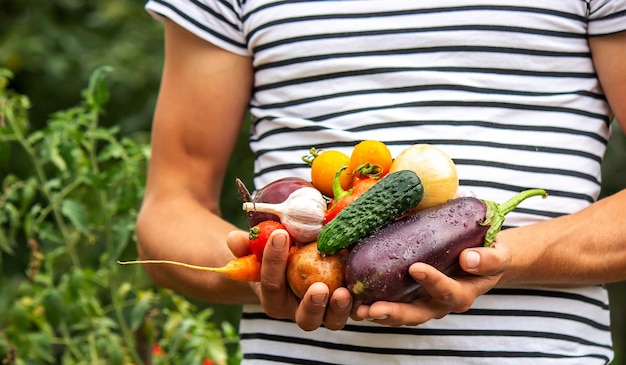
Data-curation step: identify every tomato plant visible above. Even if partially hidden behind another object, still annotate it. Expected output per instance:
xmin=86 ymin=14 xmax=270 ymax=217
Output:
xmin=0 ymin=68 xmax=240 ymax=365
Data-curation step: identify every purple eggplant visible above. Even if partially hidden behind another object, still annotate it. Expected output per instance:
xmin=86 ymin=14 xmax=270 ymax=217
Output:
xmin=345 ymin=189 xmax=547 ymax=304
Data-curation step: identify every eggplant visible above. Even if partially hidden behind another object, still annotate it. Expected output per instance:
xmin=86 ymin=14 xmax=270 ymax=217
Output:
xmin=345 ymin=189 xmax=547 ymax=304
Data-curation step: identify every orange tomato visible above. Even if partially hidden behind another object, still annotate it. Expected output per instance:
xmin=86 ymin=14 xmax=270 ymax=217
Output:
xmin=347 ymin=140 xmax=393 ymax=181
xmin=306 ymin=149 xmax=352 ymax=197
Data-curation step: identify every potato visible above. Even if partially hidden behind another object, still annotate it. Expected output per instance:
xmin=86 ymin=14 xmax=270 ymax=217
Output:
xmin=287 ymin=242 xmax=348 ymax=299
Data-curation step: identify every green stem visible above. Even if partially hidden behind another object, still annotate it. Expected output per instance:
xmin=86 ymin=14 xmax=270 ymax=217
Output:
xmin=33 ymin=176 xmax=85 ymax=228
xmin=301 ymin=147 xmax=321 ymax=166
xmin=5 ymin=100 xmax=81 ymax=268
xmin=84 ymin=110 xmax=144 ymax=365
xmin=331 ymin=165 xmax=351 ymax=201
xmin=482 ymin=189 xmax=548 ymax=246
xmin=353 ymin=162 xmax=382 ymax=179
xmin=59 ymin=323 xmax=85 ymax=360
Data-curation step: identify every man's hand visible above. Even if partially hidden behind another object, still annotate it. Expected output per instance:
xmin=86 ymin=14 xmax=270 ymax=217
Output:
xmin=353 ymin=243 xmax=512 ymax=327
xmin=231 ymin=229 xmax=353 ymax=331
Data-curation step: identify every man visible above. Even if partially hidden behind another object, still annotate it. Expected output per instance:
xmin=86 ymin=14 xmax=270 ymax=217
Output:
xmin=138 ymin=1 xmax=626 ymax=363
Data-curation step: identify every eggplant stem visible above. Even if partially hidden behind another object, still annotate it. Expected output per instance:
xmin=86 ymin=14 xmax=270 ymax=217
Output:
xmin=498 ymin=189 xmax=548 ymax=216
xmin=482 ymin=189 xmax=548 ymax=247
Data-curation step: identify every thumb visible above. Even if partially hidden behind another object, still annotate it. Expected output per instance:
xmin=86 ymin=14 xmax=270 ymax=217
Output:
xmin=460 ymin=243 xmax=511 ymax=276
xmin=226 ymin=230 xmax=252 ymax=257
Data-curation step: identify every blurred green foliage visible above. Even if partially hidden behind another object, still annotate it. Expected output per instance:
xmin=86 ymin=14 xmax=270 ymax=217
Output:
xmin=0 ymin=68 xmax=241 ymax=364
xmin=0 ymin=0 xmax=624 ymax=364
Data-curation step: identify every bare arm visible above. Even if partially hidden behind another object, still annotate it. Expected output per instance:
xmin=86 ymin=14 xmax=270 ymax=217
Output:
xmin=136 ymin=21 xmax=354 ymax=330
xmin=357 ymin=31 xmax=626 ymax=325
xmin=498 ymin=30 xmax=626 ymax=286
xmin=136 ymin=20 xmax=256 ymax=303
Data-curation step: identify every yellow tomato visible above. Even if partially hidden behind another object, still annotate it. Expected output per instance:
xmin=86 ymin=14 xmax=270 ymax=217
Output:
xmin=308 ymin=149 xmax=352 ymax=198
xmin=390 ymin=144 xmax=459 ymax=211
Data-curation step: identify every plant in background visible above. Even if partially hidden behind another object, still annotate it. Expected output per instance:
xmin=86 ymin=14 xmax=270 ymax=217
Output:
xmin=0 ymin=67 xmax=241 ymax=365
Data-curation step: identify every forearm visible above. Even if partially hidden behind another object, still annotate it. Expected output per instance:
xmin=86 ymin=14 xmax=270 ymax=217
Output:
xmin=499 ymin=189 xmax=626 ymax=286
xmin=136 ymin=191 xmax=259 ymax=304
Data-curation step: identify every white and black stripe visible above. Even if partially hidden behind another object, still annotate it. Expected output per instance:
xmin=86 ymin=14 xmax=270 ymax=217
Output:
xmin=146 ymin=0 xmax=625 ymax=363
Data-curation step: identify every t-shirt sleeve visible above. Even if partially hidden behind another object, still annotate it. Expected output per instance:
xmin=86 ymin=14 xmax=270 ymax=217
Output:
xmin=587 ymin=0 xmax=626 ymax=36
xmin=145 ymin=0 xmax=249 ymax=56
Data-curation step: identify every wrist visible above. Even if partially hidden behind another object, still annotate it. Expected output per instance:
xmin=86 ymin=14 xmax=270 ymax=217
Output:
xmin=493 ymin=226 xmax=543 ymax=286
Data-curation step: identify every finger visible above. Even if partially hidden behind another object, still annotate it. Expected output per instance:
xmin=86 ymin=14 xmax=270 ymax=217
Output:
xmin=323 ymin=287 xmax=353 ymax=330
xmin=409 ymin=263 xmax=475 ymax=313
xmin=363 ymin=301 xmax=442 ymax=327
xmin=350 ymin=301 xmax=366 ymax=322
xmin=225 ymin=230 xmax=251 ymax=257
xmin=259 ymin=230 xmax=298 ymax=319
xmin=295 ymin=282 xmax=329 ymax=331
xmin=460 ymin=243 xmax=511 ymax=275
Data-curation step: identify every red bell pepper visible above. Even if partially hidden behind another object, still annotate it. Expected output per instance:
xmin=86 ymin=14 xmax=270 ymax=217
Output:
xmin=324 ymin=165 xmax=379 ymax=224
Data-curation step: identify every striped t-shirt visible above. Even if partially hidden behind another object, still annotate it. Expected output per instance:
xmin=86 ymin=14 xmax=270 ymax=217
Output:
xmin=146 ymin=1 xmax=626 ymax=364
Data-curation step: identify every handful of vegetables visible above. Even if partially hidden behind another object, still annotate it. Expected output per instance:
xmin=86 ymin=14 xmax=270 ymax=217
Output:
xmin=119 ymin=140 xmax=547 ymax=305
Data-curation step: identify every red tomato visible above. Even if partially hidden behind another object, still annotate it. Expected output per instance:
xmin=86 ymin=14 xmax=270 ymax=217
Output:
xmin=152 ymin=343 xmax=165 ymax=356
xmin=248 ymin=221 xmax=286 ymax=261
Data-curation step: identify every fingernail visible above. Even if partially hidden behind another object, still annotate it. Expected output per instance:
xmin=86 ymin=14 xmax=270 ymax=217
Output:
xmin=272 ymin=233 xmax=287 ymax=249
xmin=413 ymin=271 xmax=427 ymax=281
xmin=311 ymin=293 xmax=328 ymax=305
xmin=336 ymin=297 xmax=351 ymax=309
xmin=466 ymin=250 xmax=480 ymax=269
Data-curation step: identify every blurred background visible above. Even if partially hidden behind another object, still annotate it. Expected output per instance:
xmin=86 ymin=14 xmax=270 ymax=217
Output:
xmin=0 ymin=1 xmax=624 ymax=364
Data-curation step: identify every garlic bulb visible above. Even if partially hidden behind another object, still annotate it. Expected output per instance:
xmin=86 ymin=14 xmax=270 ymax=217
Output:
xmin=242 ymin=186 xmax=326 ymax=243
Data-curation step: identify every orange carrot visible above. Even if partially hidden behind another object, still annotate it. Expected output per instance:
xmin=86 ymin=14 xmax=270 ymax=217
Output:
xmin=117 ymin=254 xmax=261 ymax=282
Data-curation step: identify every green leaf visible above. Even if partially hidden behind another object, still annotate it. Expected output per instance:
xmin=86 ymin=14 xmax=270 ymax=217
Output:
xmin=106 ymin=338 xmax=123 ymax=365
xmin=4 ymin=202 xmax=20 ymax=237
xmin=9 ymin=302 xmax=30 ymax=331
xmin=61 ymin=199 xmax=89 ymax=233
xmin=29 ymin=332 xmax=55 ymax=362
xmin=0 ymin=228 xmax=15 ymax=255
xmin=112 ymin=218 xmax=133 ymax=261
xmin=116 ymin=282 xmax=131 ymax=301
xmin=48 ymin=137 xmax=68 ymax=172
xmin=19 ymin=178 xmax=39 ymax=213
xmin=42 ymin=289 xmax=64 ymax=328
xmin=83 ymin=66 xmax=113 ymax=110
xmin=130 ymin=292 xmax=153 ymax=331
xmin=0 ymin=68 xmax=14 ymax=89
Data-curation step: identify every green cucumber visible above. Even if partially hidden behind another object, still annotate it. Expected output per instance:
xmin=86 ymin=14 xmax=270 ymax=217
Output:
xmin=317 ymin=169 xmax=423 ymax=255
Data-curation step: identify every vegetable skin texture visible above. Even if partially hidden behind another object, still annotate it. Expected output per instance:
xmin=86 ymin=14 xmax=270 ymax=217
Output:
xmin=117 ymin=254 xmax=261 ymax=282
xmin=317 ymin=169 xmax=424 ymax=255
xmin=345 ymin=189 xmax=547 ymax=304
xmin=303 ymin=148 xmax=353 ymax=198
xmin=242 ymin=186 xmax=327 ymax=244
xmin=324 ymin=166 xmax=379 ymax=224
xmin=247 ymin=177 xmax=313 ymax=227
xmin=390 ymin=144 xmax=459 ymax=212
xmin=347 ymin=140 xmax=393 ymax=182
xmin=287 ymin=242 xmax=348 ymax=299
xmin=249 ymin=221 xmax=286 ymax=262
